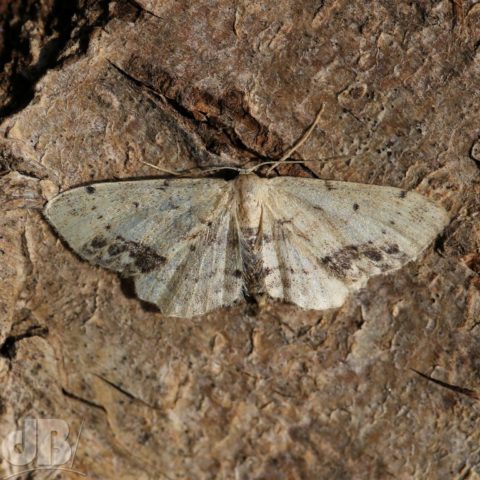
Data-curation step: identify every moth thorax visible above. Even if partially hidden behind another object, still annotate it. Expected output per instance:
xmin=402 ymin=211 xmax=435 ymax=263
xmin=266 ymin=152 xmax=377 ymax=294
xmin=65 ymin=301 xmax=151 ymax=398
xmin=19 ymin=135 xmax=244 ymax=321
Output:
xmin=235 ymin=174 xmax=264 ymax=233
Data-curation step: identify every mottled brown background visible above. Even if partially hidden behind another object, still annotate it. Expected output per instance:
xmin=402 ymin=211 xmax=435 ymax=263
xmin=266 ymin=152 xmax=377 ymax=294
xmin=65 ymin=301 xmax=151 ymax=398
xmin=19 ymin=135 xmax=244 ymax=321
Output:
xmin=1 ymin=1 xmax=480 ymax=479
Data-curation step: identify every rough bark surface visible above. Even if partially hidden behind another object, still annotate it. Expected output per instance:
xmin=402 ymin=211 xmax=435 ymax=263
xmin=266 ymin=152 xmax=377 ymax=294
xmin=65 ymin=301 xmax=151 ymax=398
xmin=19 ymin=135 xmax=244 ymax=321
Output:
xmin=1 ymin=1 xmax=480 ymax=479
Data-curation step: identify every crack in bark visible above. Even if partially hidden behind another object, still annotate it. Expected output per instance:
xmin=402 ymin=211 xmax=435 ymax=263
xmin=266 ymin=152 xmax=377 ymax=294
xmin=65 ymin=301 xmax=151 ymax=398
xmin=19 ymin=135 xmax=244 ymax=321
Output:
xmin=93 ymin=373 xmax=161 ymax=411
xmin=106 ymin=60 xmax=280 ymax=168
xmin=0 ymin=0 xmax=111 ymax=119
xmin=108 ymin=57 xmax=322 ymax=179
xmin=106 ymin=59 xmax=216 ymax=165
xmin=0 ymin=325 xmax=49 ymax=360
xmin=61 ymin=387 xmax=106 ymax=411
xmin=0 ymin=1 xmax=78 ymax=119
xmin=411 ymin=368 xmax=480 ymax=401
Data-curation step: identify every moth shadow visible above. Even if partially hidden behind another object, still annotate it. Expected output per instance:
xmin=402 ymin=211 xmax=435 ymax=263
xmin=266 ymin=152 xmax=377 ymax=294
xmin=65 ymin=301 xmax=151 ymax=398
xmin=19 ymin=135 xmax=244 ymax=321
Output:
xmin=66 ymin=165 xmax=240 ymax=188
xmin=119 ymin=277 xmax=161 ymax=313
xmin=120 ymin=279 xmax=260 ymax=316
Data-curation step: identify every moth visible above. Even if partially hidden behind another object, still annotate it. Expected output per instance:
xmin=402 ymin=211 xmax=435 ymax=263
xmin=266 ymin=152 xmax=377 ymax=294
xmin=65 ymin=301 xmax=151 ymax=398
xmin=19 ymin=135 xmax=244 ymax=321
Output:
xmin=44 ymin=111 xmax=449 ymax=317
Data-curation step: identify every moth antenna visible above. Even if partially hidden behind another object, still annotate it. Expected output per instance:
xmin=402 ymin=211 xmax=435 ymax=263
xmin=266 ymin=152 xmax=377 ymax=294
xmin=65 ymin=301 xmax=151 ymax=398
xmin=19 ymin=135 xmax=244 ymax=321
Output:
xmin=141 ymin=159 xmax=248 ymax=177
xmin=265 ymin=105 xmax=324 ymax=175
xmin=140 ymin=160 xmax=184 ymax=176
xmin=246 ymin=156 xmax=350 ymax=173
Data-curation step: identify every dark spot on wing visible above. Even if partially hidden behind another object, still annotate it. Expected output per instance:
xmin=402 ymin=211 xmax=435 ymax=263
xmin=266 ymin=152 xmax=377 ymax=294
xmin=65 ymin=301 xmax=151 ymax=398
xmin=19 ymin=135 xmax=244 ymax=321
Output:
xmin=117 ymin=237 xmax=167 ymax=273
xmin=353 ymin=203 xmax=359 ymax=211
xmin=325 ymin=181 xmax=337 ymax=191
xmin=85 ymin=185 xmax=96 ymax=194
xmin=399 ymin=190 xmax=407 ymax=198
xmin=106 ymin=224 xmax=112 ymax=230
xmin=233 ymin=269 xmax=242 ymax=278
xmin=379 ymin=263 xmax=393 ymax=272
xmin=90 ymin=236 xmax=107 ymax=249
xmin=321 ymin=255 xmax=345 ymax=277
xmin=364 ymin=249 xmax=383 ymax=262
xmin=384 ymin=243 xmax=400 ymax=254
xmin=91 ymin=206 xmax=97 ymax=211
xmin=135 ymin=255 xmax=166 ymax=273
xmin=321 ymin=245 xmax=358 ymax=275
xmin=108 ymin=243 xmax=128 ymax=256
xmin=83 ymin=235 xmax=166 ymax=274
xmin=389 ymin=220 xmax=396 ymax=225
xmin=133 ymin=202 xmax=139 ymax=208
xmin=320 ymin=242 xmax=392 ymax=278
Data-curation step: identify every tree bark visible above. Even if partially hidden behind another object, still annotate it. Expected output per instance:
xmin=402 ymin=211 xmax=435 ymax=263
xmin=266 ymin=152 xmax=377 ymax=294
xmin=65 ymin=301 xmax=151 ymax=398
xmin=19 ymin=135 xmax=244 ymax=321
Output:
xmin=1 ymin=1 xmax=480 ymax=478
